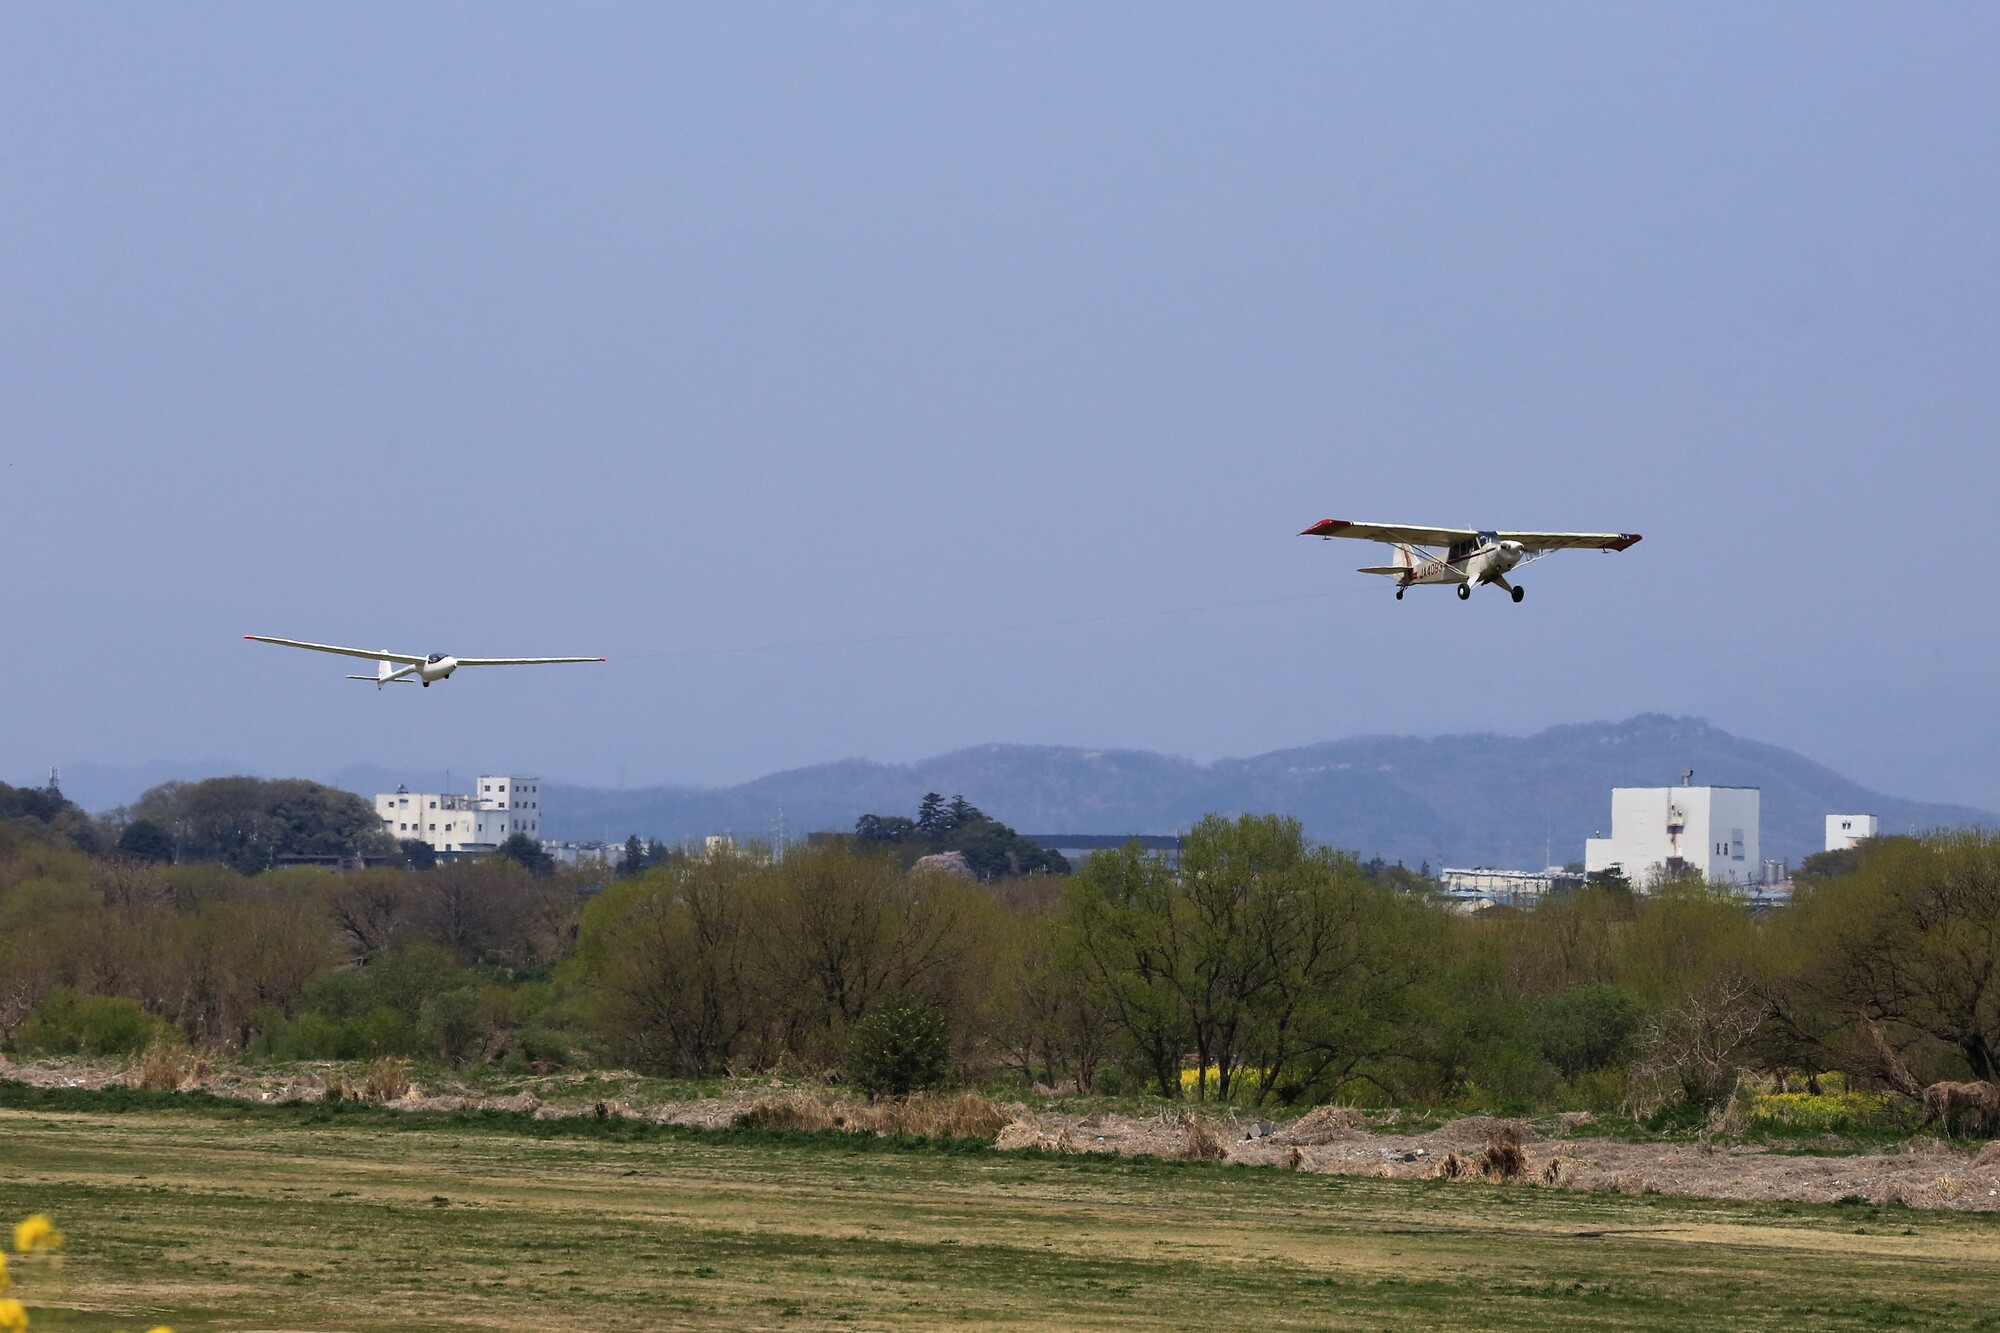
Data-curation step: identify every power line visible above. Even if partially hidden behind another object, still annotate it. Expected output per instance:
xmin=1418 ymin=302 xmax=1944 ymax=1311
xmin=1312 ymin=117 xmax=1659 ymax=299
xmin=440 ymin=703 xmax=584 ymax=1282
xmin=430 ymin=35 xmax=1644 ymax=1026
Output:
xmin=611 ymin=586 xmax=1368 ymax=663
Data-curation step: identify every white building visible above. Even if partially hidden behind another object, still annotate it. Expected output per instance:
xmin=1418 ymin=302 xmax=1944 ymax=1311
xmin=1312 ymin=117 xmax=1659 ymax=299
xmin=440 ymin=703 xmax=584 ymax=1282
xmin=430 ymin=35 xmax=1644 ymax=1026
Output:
xmin=544 ymin=839 xmax=625 ymax=868
xmin=1439 ymin=866 xmax=1585 ymax=906
xmin=1825 ymin=814 xmax=1879 ymax=852
xmin=375 ymin=774 xmax=544 ymax=855
xmin=1584 ymin=785 xmax=1761 ymax=889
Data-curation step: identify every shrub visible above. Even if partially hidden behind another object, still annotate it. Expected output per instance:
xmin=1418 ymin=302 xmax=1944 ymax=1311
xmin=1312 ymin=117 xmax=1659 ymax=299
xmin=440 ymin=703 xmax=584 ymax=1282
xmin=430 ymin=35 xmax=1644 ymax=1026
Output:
xmin=424 ymin=989 xmax=484 ymax=1065
xmin=19 ymin=989 xmax=162 ymax=1056
xmin=1533 ymin=984 xmax=1646 ymax=1080
xmin=847 ymin=997 xmax=952 ymax=1098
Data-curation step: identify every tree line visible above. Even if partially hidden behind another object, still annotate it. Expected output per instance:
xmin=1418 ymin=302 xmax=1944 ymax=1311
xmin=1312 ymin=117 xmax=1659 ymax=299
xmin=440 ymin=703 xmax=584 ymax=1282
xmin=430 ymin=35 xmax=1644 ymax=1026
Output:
xmin=3 ymin=795 xmax=1998 ymax=1120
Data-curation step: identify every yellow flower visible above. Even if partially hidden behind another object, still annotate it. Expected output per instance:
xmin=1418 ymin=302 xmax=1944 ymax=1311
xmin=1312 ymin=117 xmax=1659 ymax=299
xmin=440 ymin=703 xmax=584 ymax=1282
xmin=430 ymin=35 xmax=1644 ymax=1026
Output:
xmin=9 ymin=1217 xmax=60 ymax=1256
xmin=0 ymin=1296 xmax=27 ymax=1333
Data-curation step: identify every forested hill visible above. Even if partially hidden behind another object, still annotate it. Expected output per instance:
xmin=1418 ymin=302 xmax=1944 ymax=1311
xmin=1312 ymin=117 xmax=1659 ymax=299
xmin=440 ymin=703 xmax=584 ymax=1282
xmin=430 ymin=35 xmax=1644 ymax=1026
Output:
xmin=541 ymin=715 xmax=1993 ymax=868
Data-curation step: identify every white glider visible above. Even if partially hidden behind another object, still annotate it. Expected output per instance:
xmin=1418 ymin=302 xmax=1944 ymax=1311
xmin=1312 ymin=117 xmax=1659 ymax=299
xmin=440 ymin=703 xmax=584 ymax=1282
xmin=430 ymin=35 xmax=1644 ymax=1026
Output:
xmin=245 ymin=635 xmax=606 ymax=687
xmin=1301 ymin=519 xmax=1641 ymax=602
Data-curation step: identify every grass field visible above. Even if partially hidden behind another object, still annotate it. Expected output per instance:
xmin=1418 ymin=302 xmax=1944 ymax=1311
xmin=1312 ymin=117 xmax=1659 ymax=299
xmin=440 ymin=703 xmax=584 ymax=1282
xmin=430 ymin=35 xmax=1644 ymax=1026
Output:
xmin=2 ymin=1097 xmax=1998 ymax=1331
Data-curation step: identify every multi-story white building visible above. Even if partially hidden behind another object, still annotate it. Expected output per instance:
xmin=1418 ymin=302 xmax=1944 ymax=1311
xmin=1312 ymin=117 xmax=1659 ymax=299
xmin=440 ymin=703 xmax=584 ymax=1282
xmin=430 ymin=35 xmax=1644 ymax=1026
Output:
xmin=1825 ymin=814 xmax=1879 ymax=852
xmin=375 ymin=774 xmax=544 ymax=855
xmin=1584 ymin=784 xmax=1761 ymax=889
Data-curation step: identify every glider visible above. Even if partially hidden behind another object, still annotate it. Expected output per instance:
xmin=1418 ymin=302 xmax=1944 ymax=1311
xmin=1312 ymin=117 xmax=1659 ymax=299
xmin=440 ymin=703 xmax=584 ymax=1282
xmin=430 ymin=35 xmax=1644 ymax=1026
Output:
xmin=245 ymin=635 xmax=605 ymax=687
xmin=1300 ymin=519 xmax=1641 ymax=602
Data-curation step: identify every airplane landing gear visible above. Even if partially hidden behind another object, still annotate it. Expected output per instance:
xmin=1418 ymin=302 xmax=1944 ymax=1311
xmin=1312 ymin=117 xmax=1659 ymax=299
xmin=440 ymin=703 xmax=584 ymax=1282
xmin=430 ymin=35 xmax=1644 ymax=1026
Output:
xmin=1456 ymin=584 xmax=1471 ymax=600
xmin=422 ymin=681 xmax=431 ymax=687
xmin=1395 ymin=588 xmax=1404 ymax=601
xmin=1511 ymin=585 xmax=1525 ymax=603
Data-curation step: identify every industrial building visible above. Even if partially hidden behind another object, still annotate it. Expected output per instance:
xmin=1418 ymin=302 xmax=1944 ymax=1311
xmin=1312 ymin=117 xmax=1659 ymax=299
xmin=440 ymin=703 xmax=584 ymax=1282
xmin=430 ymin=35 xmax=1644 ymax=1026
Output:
xmin=1826 ymin=814 xmax=1879 ymax=851
xmin=1439 ymin=865 xmax=1585 ymax=909
xmin=375 ymin=774 xmax=543 ymax=855
xmin=1584 ymin=783 xmax=1762 ymax=889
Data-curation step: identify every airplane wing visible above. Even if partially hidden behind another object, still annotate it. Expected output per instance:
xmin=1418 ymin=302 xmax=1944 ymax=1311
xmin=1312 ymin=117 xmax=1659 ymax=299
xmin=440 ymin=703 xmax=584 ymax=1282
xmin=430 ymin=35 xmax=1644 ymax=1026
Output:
xmin=244 ymin=635 xmax=425 ymax=664
xmin=1494 ymin=530 xmax=1643 ymax=551
xmin=454 ymin=656 xmax=606 ymax=667
xmin=1301 ymin=519 xmax=1477 ymax=546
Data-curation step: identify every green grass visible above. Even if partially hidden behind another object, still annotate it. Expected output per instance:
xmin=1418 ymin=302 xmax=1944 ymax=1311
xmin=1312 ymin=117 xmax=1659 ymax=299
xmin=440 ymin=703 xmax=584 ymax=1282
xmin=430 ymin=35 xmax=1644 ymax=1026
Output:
xmin=1 ymin=1088 xmax=1998 ymax=1330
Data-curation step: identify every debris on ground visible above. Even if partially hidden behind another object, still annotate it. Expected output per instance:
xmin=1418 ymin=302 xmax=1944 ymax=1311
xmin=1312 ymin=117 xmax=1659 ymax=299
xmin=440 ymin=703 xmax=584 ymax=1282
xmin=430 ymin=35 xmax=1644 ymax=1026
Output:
xmin=7 ymin=1058 xmax=2000 ymax=1211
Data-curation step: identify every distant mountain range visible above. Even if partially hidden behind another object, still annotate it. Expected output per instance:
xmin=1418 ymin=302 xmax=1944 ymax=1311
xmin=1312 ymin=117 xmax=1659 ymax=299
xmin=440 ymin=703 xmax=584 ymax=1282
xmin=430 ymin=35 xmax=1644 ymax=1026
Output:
xmin=39 ymin=716 xmax=1992 ymax=870
xmin=535 ymin=715 xmax=1992 ymax=869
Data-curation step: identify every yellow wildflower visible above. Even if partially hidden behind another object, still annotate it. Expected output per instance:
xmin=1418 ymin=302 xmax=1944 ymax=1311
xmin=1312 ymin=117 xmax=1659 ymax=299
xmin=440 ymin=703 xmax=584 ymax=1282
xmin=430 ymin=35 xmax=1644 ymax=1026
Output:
xmin=0 ymin=1296 xmax=26 ymax=1333
xmin=9 ymin=1217 xmax=60 ymax=1256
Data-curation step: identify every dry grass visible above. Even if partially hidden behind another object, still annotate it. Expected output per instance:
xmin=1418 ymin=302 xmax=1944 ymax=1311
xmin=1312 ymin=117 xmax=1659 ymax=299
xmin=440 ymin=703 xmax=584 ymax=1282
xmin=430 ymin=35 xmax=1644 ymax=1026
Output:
xmin=1478 ymin=1139 xmax=1527 ymax=1182
xmin=735 ymin=1090 xmax=1012 ymax=1140
xmin=1277 ymin=1104 xmax=1364 ymax=1145
xmin=131 ymin=1034 xmax=192 ymax=1092
xmin=1176 ymin=1117 xmax=1227 ymax=1161
xmin=11 ymin=1100 xmax=2000 ymax=1330
xmin=737 ymin=1092 xmax=841 ymax=1132
xmin=363 ymin=1056 xmax=413 ymax=1103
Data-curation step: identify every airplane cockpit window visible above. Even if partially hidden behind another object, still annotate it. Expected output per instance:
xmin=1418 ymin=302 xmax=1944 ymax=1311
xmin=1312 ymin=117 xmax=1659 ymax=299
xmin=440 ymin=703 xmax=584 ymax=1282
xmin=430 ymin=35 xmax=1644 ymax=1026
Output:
xmin=427 ymin=653 xmax=442 ymax=663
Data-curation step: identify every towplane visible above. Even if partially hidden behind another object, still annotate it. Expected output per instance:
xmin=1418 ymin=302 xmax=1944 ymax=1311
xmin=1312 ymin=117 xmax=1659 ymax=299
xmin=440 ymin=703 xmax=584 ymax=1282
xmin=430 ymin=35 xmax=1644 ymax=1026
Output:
xmin=245 ymin=635 xmax=605 ymax=687
xmin=1301 ymin=519 xmax=1641 ymax=602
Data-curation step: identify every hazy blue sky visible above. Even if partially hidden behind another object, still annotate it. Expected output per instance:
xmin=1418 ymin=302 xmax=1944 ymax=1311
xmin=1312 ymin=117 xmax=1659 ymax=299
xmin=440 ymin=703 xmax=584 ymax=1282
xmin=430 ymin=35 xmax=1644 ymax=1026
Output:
xmin=5 ymin=5 xmax=1997 ymax=807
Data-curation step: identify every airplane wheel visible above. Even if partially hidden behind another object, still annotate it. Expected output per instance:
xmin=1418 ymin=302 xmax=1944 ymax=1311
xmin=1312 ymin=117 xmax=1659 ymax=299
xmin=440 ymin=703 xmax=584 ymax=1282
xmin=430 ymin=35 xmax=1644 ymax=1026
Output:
xmin=1511 ymin=585 xmax=1525 ymax=603
xmin=1457 ymin=584 xmax=1471 ymax=601
xmin=1395 ymin=589 xmax=1404 ymax=601
xmin=422 ymin=681 xmax=430 ymax=688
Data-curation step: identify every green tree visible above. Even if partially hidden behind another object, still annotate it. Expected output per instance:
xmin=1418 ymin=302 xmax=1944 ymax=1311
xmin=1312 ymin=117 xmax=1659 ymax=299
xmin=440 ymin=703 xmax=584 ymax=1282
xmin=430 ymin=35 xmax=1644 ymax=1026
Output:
xmin=749 ymin=840 xmax=992 ymax=1066
xmin=117 ymin=819 xmax=175 ymax=864
xmin=847 ymin=996 xmax=952 ymax=1097
xmin=942 ymin=795 xmax=982 ymax=832
xmin=1533 ymin=984 xmax=1646 ymax=1080
xmin=573 ymin=855 xmax=761 ymax=1076
xmin=1765 ymin=830 xmax=2000 ymax=1085
xmin=618 ymin=834 xmax=646 ymax=876
xmin=1062 ymin=842 xmax=1193 ymax=1097
xmin=134 ymin=777 xmax=392 ymax=872
xmin=496 ymin=833 xmax=554 ymax=876
xmin=854 ymin=814 xmax=916 ymax=844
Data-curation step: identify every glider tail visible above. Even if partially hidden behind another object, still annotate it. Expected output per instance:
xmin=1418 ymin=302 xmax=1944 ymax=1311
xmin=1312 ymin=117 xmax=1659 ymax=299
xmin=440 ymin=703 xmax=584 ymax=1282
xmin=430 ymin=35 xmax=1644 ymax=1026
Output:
xmin=344 ymin=661 xmax=413 ymax=688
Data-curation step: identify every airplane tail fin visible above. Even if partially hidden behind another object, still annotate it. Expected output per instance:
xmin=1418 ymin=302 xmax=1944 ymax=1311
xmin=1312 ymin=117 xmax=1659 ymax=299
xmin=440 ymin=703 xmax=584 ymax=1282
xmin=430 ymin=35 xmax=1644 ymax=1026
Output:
xmin=1357 ymin=544 xmax=1417 ymax=579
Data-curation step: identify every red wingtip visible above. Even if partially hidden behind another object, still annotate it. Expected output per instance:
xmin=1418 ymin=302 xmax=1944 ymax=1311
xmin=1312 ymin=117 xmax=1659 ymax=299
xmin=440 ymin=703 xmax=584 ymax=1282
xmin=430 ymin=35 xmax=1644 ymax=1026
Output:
xmin=1301 ymin=518 xmax=1348 ymax=537
xmin=243 ymin=634 xmax=255 ymax=639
